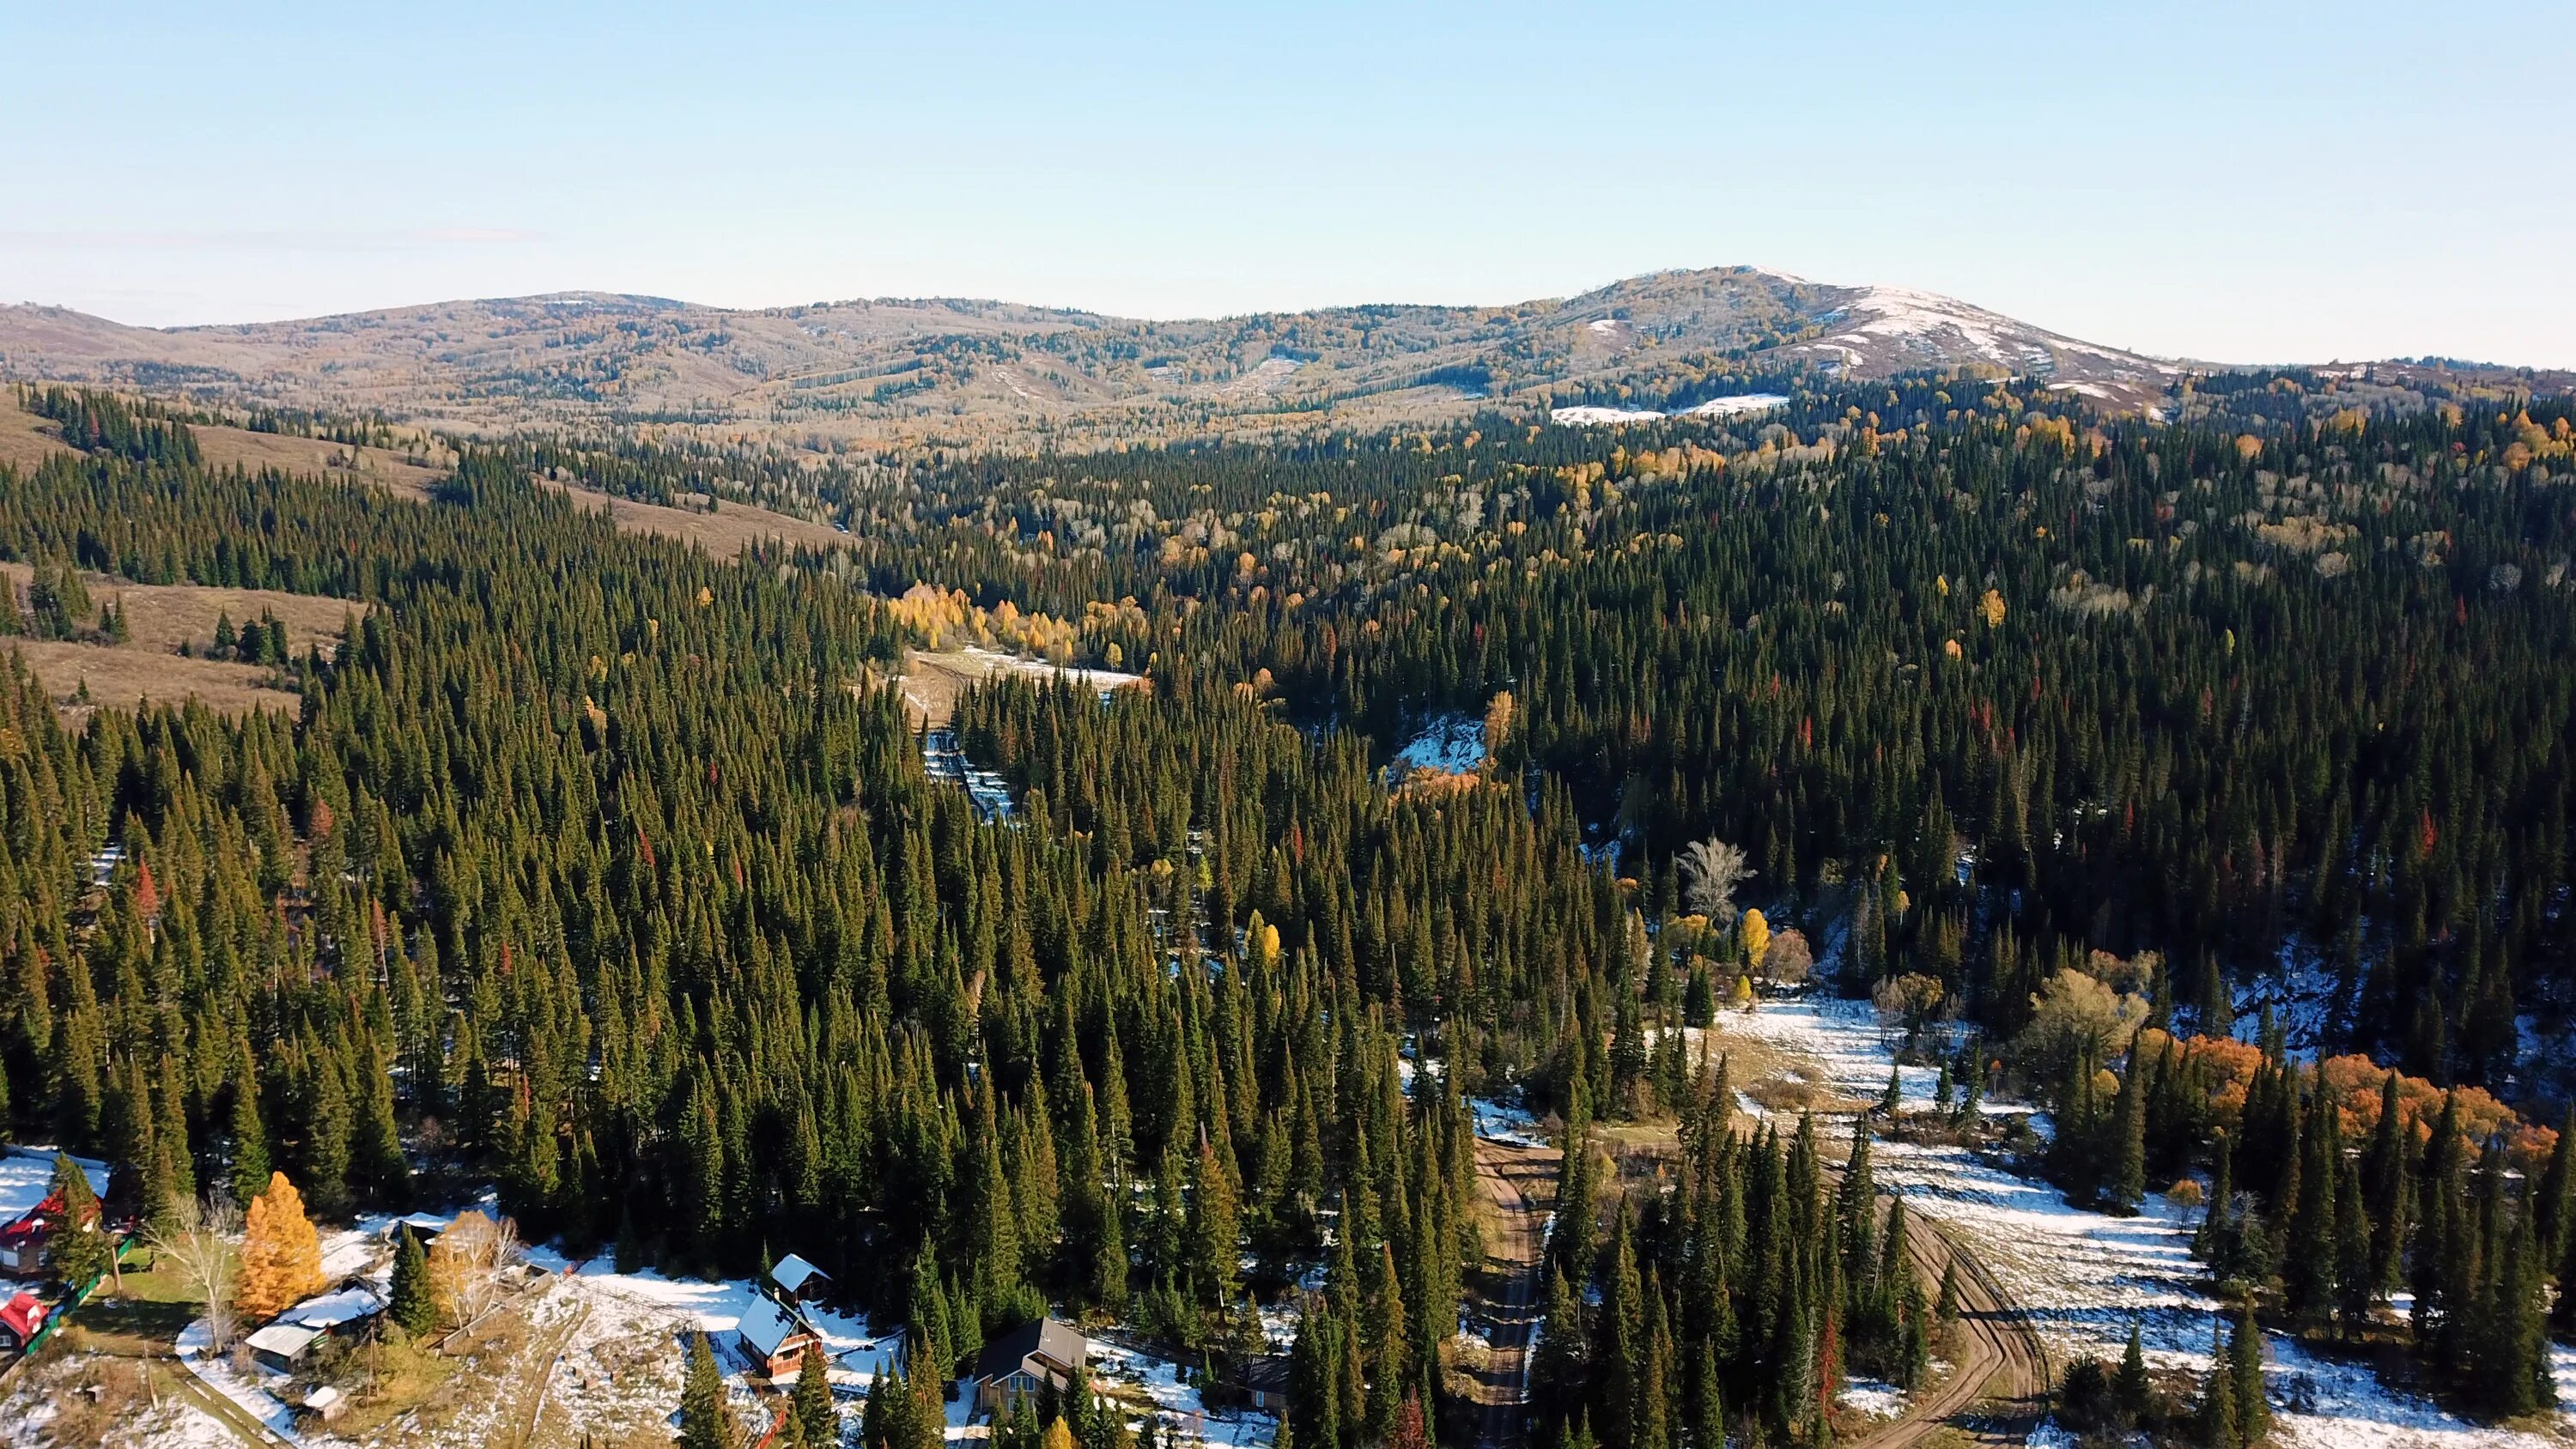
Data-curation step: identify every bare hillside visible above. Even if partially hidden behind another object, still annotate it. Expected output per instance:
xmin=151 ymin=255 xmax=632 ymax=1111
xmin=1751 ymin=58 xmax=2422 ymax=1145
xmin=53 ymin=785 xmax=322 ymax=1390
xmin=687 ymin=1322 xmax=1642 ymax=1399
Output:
xmin=0 ymin=267 xmax=2198 ymax=446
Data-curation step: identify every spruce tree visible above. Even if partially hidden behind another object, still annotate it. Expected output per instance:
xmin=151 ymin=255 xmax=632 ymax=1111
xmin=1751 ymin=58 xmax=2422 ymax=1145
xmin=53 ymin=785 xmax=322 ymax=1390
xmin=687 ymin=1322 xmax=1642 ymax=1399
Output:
xmin=796 ymin=1337 xmax=840 ymax=1446
xmin=2227 ymin=1308 xmax=2268 ymax=1445
xmin=389 ymin=1224 xmax=437 ymax=1336
xmin=44 ymin=1153 xmax=112 ymax=1287
xmin=2195 ymin=1320 xmax=2238 ymax=1449
xmin=2108 ymin=1053 xmax=2147 ymax=1216
xmin=2113 ymin=1321 xmax=2152 ymax=1427
xmin=681 ymin=1331 xmax=730 ymax=1449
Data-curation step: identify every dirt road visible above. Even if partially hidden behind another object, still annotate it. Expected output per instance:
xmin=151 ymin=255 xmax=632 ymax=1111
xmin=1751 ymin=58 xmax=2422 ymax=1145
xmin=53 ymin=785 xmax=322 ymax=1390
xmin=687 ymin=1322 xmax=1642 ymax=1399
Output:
xmin=1469 ymin=1124 xmax=2044 ymax=1449
xmin=1849 ymin=1218 xmax=2050 ymax=1449
xmin=1467 ymin=1137 xmax=1560 ymax=1449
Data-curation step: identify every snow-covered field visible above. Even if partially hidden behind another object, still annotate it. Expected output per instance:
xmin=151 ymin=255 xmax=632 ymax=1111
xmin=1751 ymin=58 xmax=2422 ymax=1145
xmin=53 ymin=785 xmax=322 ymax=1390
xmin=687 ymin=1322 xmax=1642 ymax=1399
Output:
xmin=1548 ymin=394 xmax=1788 ymax=426
xmin=1704 ymin=993 xmax=2576 ymax=1449
xmin=951 ymin=646 xmax=1141 ymax=697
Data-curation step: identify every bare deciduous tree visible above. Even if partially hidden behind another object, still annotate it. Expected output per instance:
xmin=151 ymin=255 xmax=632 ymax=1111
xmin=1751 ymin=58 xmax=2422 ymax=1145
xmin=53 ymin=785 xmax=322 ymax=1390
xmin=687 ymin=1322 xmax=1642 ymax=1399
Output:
xmin=148 ymin=1191 xmax=244 ymax=1353
xmin=1679 ymin=836 xmax=1753 ymax=924
xmin=428 ymin=1209 xmax=526 ymax=1330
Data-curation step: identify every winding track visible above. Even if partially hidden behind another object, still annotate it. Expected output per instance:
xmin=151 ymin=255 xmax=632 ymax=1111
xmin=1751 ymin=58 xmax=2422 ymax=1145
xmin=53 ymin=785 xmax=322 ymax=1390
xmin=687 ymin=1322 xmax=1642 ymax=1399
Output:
xmin=1848 ymin=1216 xmax=2050 ymax=1449
xmin=1463 ymin=1130 xmax=2047 ymax=1449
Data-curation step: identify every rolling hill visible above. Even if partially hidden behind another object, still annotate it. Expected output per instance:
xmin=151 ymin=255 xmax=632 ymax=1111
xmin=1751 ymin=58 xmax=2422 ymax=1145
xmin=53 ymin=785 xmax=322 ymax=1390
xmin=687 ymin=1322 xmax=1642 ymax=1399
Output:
xmin=0 ymin=266 xmax=2198 ymax=446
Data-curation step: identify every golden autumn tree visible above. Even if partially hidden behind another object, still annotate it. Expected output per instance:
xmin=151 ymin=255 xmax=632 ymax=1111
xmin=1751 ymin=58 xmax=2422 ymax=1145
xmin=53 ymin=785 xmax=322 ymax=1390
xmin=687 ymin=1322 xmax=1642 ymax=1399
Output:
xmin=236 ymin=1172 xmax=324 ymax=1320
xmin=1739 ymin=908 xmax=1771 ymax=969
xmin=1483 ymin=690 xmax=1515 ymax=758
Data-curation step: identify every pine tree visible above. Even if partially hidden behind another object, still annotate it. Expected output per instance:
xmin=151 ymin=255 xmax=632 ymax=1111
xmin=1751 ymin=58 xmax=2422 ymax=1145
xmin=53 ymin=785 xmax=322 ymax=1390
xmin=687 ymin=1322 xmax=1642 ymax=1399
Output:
xmin=389 ymin=1224 xmax=438 ymax=1336
xmin=1189 ymin=1137 xmax=1240 ymax=1304
xmin=2109 ymin=1053 xmax=2147 ymax=1216
xmin=1688 ymin=1337 xmax=1723 ymax=1449
xmin=2281 ymin=1087 xmax=2339 ymax=1323
xmin=227 ymin=1067 xmax=270 ymax=1210
xmin=2195 ymin=1320 xmax=2239 ymax=1448
xmin=2114 ymin=1321 xmax=2153 ymax=1427
xmin=43 ymin=1153 xmax=112 ymax=1287
xmin=1367 ymin=1242 xmax=1410 ymax=1442
xmin=2227 ymin=1308 xmax=2268 ymax=1445
xmin=1531 ymin=1268 xmax=1588 ymax=1437
xmin=796 ymin=1336 xmax=841 ymax=1446
xmin=681 ymin=1331 xmax=731 ymax=1449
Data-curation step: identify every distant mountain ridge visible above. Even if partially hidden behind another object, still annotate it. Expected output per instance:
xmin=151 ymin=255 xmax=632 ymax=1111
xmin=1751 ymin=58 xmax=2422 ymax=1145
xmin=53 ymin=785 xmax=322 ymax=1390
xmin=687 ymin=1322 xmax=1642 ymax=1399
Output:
xmin=0 ymin=266 xmax=2212 ymax=445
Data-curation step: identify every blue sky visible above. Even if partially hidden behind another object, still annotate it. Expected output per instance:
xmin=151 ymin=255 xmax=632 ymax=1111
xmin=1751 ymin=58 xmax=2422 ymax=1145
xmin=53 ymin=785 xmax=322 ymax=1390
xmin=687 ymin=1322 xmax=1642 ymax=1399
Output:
xmin=6 ymin=1 xmax=2570 ymax=366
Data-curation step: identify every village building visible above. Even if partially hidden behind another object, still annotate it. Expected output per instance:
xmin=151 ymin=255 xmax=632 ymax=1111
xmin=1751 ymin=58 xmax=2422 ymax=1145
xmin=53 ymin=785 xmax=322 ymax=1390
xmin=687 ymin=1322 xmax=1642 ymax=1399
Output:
xmin=769 ymin=1252 xmax=829 ymax=1307
xmin=1230 ymin=1354 xmax=1291 ymax=1412
xmin=969 ymin=1318 xmax=1088 ymax=1416
xmin=0 ymin=1191 xmax=100 ymax=1278
xmin=736 ymin=1295 xmax=822 ymax=1379
xmin=0 ymin=1290 xmax=47 ymax=1352
xmin=244 ymin=1284 xmax=386 ymax=1372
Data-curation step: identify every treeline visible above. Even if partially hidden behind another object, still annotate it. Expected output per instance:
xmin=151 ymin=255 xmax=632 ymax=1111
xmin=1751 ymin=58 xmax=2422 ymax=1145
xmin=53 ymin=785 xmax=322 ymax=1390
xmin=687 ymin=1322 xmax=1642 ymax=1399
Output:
xmin=1506 ymin=1082 xmax=1942 ymax=1449
xmin=0 ymin=416 xmax=1571 ymax=1422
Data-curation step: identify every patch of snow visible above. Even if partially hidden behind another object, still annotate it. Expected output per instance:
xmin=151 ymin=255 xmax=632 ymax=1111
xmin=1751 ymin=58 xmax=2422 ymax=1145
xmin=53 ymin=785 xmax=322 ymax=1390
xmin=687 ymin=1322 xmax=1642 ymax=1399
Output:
xmin=179 ymin=1319 xmax=302 ymax=1442
xmin=1392 ymin=716 xmax=1485 ymax=773
xmin=1471 ymin=1093 xmax=1548 ymax=1149
xmin=1710 ymin=989 xmax=2576 ymax=1448
xmin=951 ymin=646 xmax=1142 ymax=698
xmin=1838 ymin=1377 xmax=1906 ymax=1421
xmin=1549 ymin=405 xmax=1666 ymax=426
xmin=1678 ymin=393 xmax=1790 ymax=418
xmin=1091 ymin=1339 xmax=1279 ymax=1448
xmin=1548 ymin=394 xmax=1787 ymax=426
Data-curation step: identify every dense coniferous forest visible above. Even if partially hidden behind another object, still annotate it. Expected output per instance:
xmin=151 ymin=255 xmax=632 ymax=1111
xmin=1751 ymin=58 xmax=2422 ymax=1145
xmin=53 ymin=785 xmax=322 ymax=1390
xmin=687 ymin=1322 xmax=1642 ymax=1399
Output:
xmin=1 ymin=376 xmax=2573 ymax=1441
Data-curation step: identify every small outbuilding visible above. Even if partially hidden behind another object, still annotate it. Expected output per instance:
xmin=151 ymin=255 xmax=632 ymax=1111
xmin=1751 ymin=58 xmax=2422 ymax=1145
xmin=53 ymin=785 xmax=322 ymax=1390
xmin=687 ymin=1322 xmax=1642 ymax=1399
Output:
xmin=246 ymin=1322 xmax=327 ymax=1373
xmin=246 ymin=1284 xmax=386 ymax=1370
xmin=1231 ymin=1354 xmax=1291 ymax=1412
xmin=300 ymin=1385 xmax=350 ymax=1426
xmin=769 ymin=1252 xmax=829 ymax=1307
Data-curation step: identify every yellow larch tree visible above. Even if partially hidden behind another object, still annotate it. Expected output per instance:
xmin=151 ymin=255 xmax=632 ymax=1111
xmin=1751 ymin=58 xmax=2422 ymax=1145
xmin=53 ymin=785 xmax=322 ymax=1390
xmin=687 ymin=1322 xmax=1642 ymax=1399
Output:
xmin=236 ymin=1172 xmax=325 ymax=1320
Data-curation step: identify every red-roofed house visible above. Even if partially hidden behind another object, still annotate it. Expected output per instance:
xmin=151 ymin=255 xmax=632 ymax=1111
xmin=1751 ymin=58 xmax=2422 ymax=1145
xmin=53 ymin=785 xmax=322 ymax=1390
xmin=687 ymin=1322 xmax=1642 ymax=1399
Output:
xmin=0 ymin=1191 xmax=102 ymax=1279
xmin=0 ymin=1196 xmax=64 ymax=1277
xmin=0 ymin=1290 xmax=46 ymax=1351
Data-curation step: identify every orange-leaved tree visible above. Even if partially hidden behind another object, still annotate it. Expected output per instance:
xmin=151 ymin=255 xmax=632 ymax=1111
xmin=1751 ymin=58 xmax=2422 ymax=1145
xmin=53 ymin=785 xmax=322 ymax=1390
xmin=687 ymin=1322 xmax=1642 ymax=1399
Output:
xmin=237 ymin=1172 xmax=324 ymax=1320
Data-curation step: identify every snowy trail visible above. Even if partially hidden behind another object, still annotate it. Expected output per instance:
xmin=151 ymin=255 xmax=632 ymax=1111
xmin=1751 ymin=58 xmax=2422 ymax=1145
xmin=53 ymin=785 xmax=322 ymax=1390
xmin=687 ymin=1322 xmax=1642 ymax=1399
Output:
xmin=1703 ymin=994 xmax=2576 ymax=1449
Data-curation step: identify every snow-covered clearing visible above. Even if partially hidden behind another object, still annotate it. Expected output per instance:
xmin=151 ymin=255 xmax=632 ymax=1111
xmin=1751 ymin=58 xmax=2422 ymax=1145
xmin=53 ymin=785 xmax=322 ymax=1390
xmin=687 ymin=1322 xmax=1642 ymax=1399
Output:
xmin=1678 ymin=393 xmax=1790 ymax=418
xmin=1548 ymin=406 xmax=1666 ymax=426
xmin=951 ymin=646 xmax=1142 ymax=698
xmin=1091 ymin=1338 xmax=1279 ymax=1449
xmin=1471 ymin=1092 xmax=1550 ymax=1149
xmin=1393 ymin=716 xmax=1486 ymax=773
xmin=1548 ymin=395 xmax=1787 ymax=426
xmin=1703 ymin=992 xmax=2576 ymax=1449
